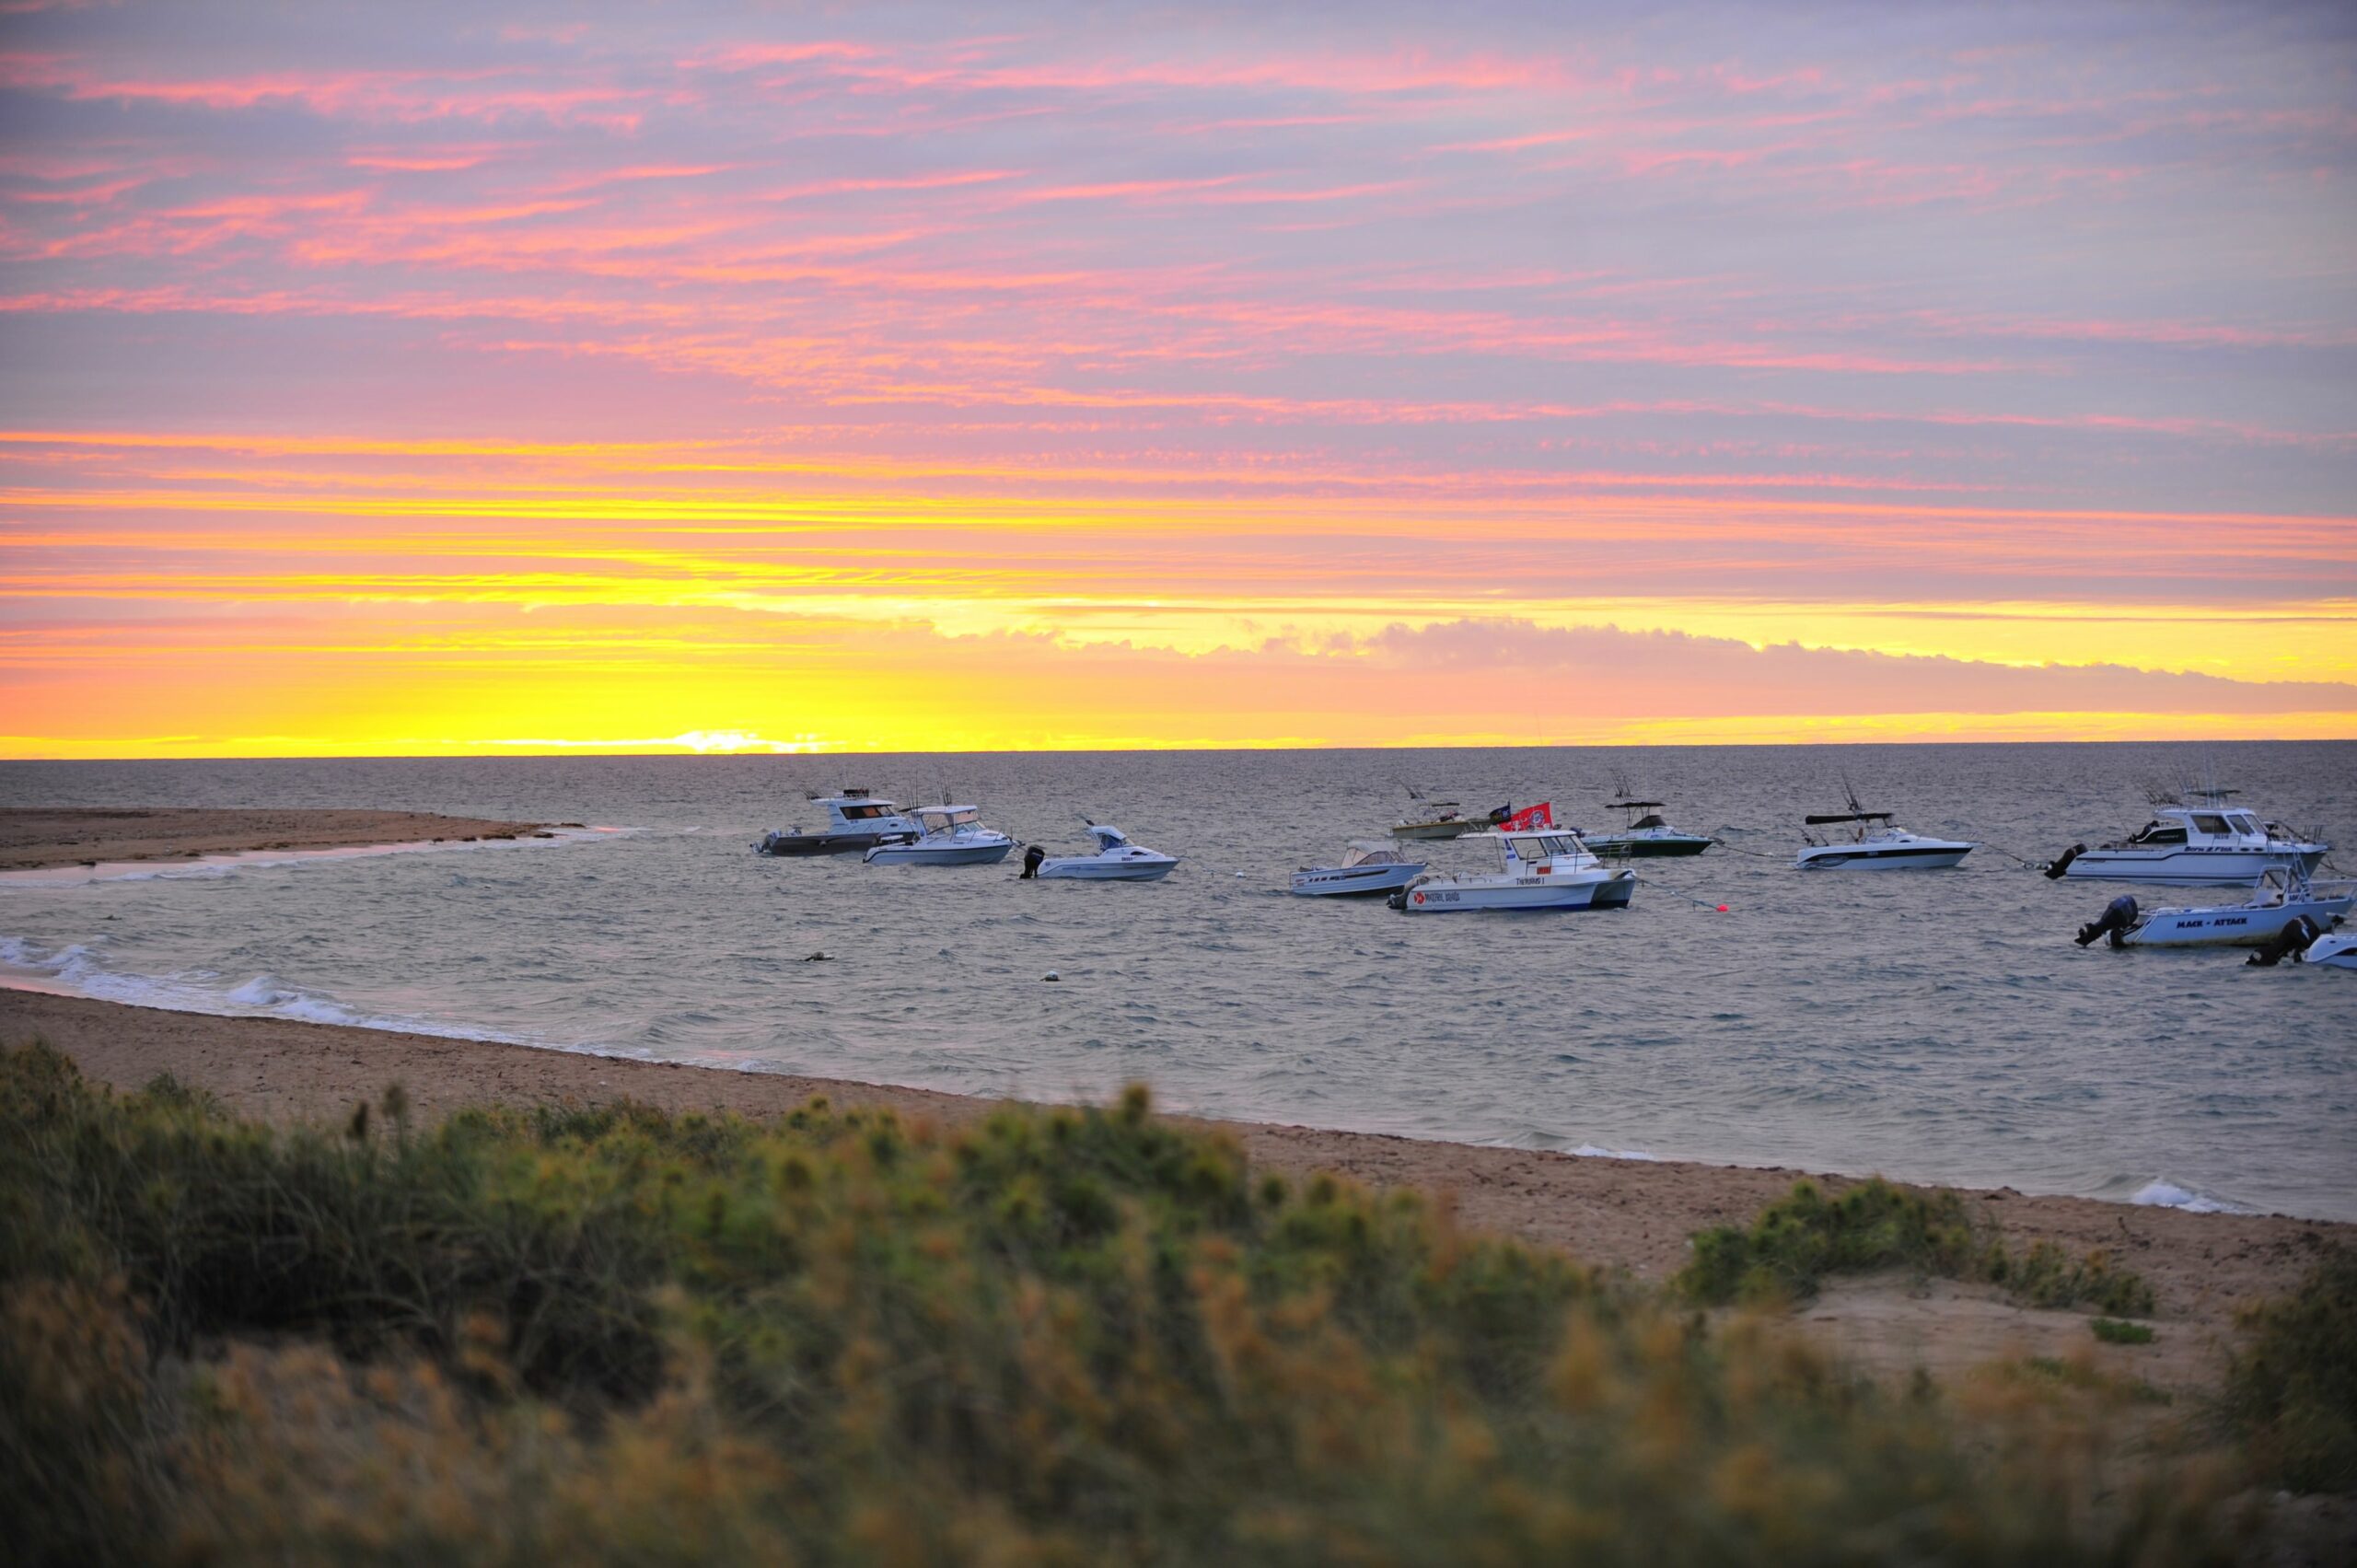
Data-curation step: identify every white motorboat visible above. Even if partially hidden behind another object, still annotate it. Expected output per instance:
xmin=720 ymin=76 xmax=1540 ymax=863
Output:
xmin=2074 ymin=868 xmax=2352 ymax=949
xmin=2299 ymin=931 xmax=2357 ymax=970
xmin=1794 ymin=803 xmax=1974 ymax=870
xmin=754 ymin=789 xmax=922 ymax=856
xmin=1290 ymin=842 xmax=1426 ymax=898
xmin=2046 ymin=791 xmax=2328 ymax=887
xmin=1387 ymin=827 xmax=1636 ymax=912
xmin=863 ymin=805 xmax=1015 ymax=866
xmin=1582 ymin=798 xmax=1713 ymax=858
xmin=1020 ymin=823 xmax=1178 ymax=882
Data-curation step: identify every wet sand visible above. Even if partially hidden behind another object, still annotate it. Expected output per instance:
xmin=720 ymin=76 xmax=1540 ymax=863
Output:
xmin=0 ymin=807 xmax=550 ymax=872
xmin=4 ymin=984 xmax=2342 ymax=1403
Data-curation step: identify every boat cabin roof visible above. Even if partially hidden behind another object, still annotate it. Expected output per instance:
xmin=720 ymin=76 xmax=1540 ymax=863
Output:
xmin=1084 ymin=823 xmax=1132 ymax=848
xmin=917 ymin=804 xmax=980 ymax=821
xmin=2144 ymin=805 xmax=2266 ymax=838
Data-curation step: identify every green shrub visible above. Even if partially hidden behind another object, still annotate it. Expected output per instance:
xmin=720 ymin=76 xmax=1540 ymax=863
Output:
xmin=0 ymin=1042 xmax=2235 ymax=1563
xmin=2225 ymin=1246 xmax=2357 ymax=1493
xmin=1678 ymin=1178 xmax=2155 ymax=1317
xmin=2091 ymin=1318 xmax=2155 ymax=1346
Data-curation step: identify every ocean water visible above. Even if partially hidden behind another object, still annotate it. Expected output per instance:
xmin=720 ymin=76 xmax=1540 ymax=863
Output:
xmin=3 ymin=743 xmax=2352 ymax=1221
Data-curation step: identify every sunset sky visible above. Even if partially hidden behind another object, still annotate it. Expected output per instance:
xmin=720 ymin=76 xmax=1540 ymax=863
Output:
xmin=1 ymin=0 xmax=2351 ymax=755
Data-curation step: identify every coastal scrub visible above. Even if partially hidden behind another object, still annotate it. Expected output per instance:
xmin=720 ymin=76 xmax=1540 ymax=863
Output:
xmin=1676 ymin=1177 xmax=2154 ymax=1316
xmin=0 ymin=1043 xmax=2235 ymax=1564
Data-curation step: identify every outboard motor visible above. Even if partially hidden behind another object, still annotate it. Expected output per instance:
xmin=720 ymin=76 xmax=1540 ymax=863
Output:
xmin=1020 ymin=844 xmax=1045 ymax=879
xmin=2075 ymin=894 xmax=2138 ymax=948
xmin=2044 ymin=843 xmax=2086 ymax=879
xmin=2247 ymin=914 xmax=2322 ymax=967
xmin=1386 ymin=887 xmax=1410 ymax=911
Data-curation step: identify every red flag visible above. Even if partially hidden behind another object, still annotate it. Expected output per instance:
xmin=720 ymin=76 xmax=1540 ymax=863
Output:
xmin=1497 ymin=802 xmax=1553 ymax=831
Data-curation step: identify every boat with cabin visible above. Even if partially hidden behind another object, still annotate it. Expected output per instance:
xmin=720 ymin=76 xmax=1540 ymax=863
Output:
xmin=2074 ymin=866 xmax=2351 ymax=949
xmin=863 ymin=805 xmax=1016 ymax=866
xmin=1020 ymin=823 xmax=1178 ymax=882
xmin=1387 ymin=825 xmax=1636 ymax=912
xmin=754 ymin=789 xmax=922 ymax=856
xmin=1582 ymin=797 xmax=1712 ymax=858
xmin=1290 ymin=842 xmax=1427 ymax=898
xmin=2045 ymin=791 xmax=2328 ymax=887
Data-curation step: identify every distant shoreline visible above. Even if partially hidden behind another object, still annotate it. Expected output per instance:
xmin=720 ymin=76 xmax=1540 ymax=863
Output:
xmin=0 ymin=806 xmax=552 ymax=873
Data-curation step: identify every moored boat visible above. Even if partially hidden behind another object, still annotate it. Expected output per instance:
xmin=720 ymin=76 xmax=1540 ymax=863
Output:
xmin=1387 ymin=814 xmax=1635 ymax=912
xmin=1290 ymin=842 xmax=1426 ymax=898
xmin=2045 ymin=791 xmax=2328 ymax=887
xmin=754 ymin=789 xmax=922 ymax=856
xmin=864 ymin=805 xmax=1015 ymax=866
xmin=1390 ymin=790 xmax=1510 ymax=842
xmin=1794 ymin=790 xmax=1974 ymax=870
xmin=1582 ymin=797 xmax=1712 ymax=858
xmin=2074 ymin=867 xmax=2352 ymax=949
xmin=1020 ymin=823 xmax=1178 ymax=882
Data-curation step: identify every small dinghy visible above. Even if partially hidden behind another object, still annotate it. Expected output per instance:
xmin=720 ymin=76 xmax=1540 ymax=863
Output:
xmin=1020 ymin=823 xmax=1178 ymax=882
xmin=1290 ymin=841 xmax=1426 ymax=898
xmin=864 ymin=805 xmax=1015 ymax=866
xmin=1387 ymin=809 xmax=1635 ymax=913
xmin=2075 ymin=867 xmax=2352 ymax=949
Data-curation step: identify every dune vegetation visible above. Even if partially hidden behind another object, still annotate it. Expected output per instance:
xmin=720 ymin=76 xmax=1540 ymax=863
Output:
xmin=1676 ymin=1176 xmax=2156 ymax=1316
xmin=0 ymin=1040 xmax=2330 ymax=1565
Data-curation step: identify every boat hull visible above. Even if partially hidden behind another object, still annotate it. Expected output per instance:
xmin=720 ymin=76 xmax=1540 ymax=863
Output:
xmin=1392 ymin=870 xmax=1636 ymax=912
xmin=1585 ymin=834 xmax=1711 ymax=858
xmin=2302 ymin=933 xmax=2357 ymax=969
xmin=756 ymin=830 xmax=915 ymax=856
xmin=2061 ymin=846 xmax=2326 ymax=887
xmin=1037 ymin=859 xmax=1177 ymax=881
xmin=2125 ymin=896 xmax=2352 ymax=947
xmin=1795 ymin=843 xmax=1972 ymax=870
xmin=865 ymin=840 xmax=1015 ymax=866
xmin=1290 ymin=862 xmax=1423 ymax=897
xmin=1391 ymin=821 xmax=1476 ymax=842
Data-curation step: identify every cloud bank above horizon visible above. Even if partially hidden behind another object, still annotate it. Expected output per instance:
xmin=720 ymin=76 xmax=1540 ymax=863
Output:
xmin=0 ymin=0 xmax=2350 ymax=755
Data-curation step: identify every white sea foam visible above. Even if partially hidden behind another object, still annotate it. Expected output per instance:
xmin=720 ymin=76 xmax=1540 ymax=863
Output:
xmin=2 ymin=935 xmax=528 ymax=1047
xmin=2128 ymin=1179 xmax=2248 ymax=1215
xmin=1572 ymin=1144 xmax=1665 ymax=1162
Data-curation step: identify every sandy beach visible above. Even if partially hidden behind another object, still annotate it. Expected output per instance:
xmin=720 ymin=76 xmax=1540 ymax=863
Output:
xmin=6 ymin=983 xmax=2344 ymax=1401
xmin=0 ymin=807 xmax=551 ymax=873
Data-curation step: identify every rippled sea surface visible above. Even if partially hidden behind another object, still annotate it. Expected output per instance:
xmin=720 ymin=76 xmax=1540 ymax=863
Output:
xmin=4 ymin=743 xmax=2352 ymax=1219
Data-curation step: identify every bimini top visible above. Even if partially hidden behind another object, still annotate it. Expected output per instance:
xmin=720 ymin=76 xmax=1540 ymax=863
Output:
xmin=1084 ymin=823 xmax=1135 ymax=849
xmin=1805 ymin=811 xmax=1894 ymax=825
xmin=1607 ymin=799 xmax=1666 ymax=810
xmin=1341 ymin=841 xmax=1411 ymax=866
xmin=915 ymin=805 xmax=982 ymax=827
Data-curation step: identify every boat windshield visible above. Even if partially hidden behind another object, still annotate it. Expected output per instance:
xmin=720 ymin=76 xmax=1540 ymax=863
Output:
xmin=2225 ymin=812 xmax=2261 ymax=835
xmin=2189 ymin=813 xmax=2231 ymax=836
xmin=1506 ymin=832 xmax=1583 ymax=860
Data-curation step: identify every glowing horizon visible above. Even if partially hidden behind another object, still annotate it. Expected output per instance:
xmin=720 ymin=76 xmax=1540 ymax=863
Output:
xmin=1 ymin=2 xmax=2351 ymax=758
